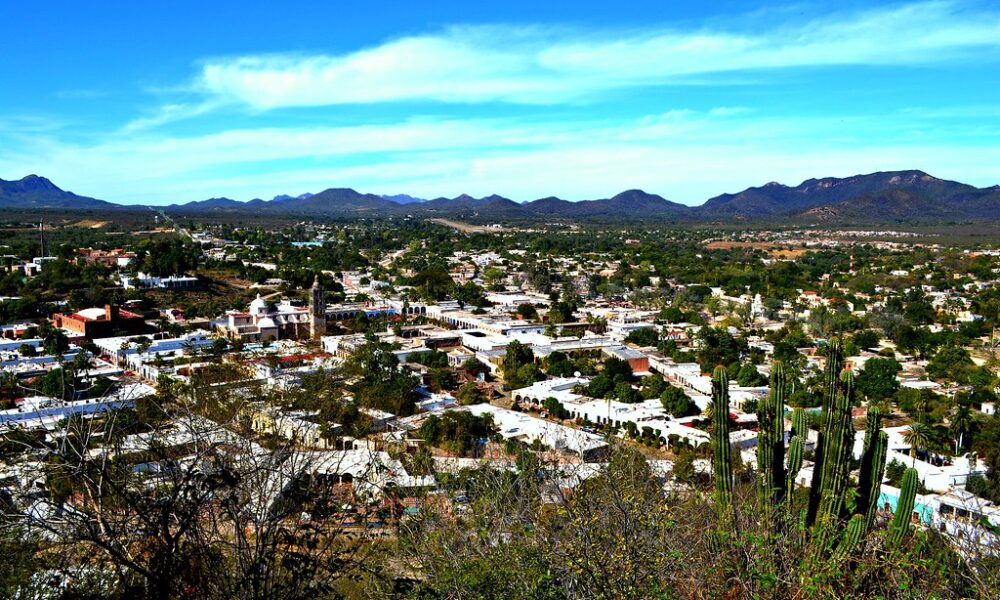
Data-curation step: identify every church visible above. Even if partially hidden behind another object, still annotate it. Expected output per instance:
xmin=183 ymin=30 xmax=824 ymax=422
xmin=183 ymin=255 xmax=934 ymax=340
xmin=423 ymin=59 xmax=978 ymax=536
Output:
xmin=216 ymin=276 xmax=326 ymax=342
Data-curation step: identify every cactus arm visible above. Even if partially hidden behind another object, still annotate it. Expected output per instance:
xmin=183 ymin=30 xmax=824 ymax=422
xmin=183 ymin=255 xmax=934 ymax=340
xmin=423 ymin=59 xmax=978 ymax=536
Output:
xmin=887 ymin=468 xmax=919 ymax=547
xmin=769 ymin=363 xmax=787 ymax=504
xmin=856 ymin=407 xmax=888 ymax=533
xmin=862 ymin=431 xmax=889 ymax=531
xmin=807 ymin=340 xmax=843 ymax=525
xmin=834 ymin=514 xmax=866 ymax=560
xmin=785 ymin=435 xmax=804 ymax=503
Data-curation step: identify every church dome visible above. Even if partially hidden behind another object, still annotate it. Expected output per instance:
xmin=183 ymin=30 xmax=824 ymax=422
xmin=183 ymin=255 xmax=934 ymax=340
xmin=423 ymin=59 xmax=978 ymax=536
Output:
xmin=249 ymin=294 xmax=268 ymax=315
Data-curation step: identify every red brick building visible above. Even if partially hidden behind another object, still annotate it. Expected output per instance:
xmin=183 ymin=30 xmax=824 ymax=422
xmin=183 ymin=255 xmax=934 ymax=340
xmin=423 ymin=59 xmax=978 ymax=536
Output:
xmin=51 ymin=305 xmax=148 ymax=339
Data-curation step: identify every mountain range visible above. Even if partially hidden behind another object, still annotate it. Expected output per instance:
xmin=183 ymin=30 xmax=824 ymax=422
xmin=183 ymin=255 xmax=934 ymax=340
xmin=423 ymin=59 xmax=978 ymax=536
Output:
xmin=3 ymin=170 xmax=999 ymax=224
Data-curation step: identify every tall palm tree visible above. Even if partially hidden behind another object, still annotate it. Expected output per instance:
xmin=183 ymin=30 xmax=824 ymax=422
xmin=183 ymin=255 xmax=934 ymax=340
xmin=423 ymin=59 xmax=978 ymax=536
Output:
xmin=950 ymin=405 xmax=975 ymax=455
xmin=903 ymin=422 xmax=932 ymax=467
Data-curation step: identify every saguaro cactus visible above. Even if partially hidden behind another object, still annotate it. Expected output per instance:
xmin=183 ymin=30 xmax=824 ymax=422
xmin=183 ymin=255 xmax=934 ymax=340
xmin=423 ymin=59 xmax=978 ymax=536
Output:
xmin=887 ymin=468 xmax=919 ymax=547
xmin=711 ymin=366 xmax=734 ymax=528
xmin=855 ymin=409 xmax=889 ymax=531
xmin=756 ymin=363 xmax=787 ymax=506
xmin=815 ymin=370 xmax=858 ymax=525
xmin=806 ymin=341 xmax=856 ymax=526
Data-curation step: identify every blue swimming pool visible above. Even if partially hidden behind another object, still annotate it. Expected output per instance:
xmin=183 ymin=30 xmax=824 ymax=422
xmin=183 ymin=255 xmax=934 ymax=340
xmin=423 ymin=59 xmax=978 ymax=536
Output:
xmin=877 ymin=491 xmax=934 ymax=524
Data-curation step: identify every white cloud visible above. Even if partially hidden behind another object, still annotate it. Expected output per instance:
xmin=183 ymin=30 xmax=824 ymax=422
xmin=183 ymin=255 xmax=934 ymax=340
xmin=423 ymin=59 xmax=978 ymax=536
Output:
xmin=3 ymin=106 xmax=999 ymax=205
xmin=121 ymin=102 xmax=220 ymax=132
xmin=190 ymin=1 xmax=1000 ymax=109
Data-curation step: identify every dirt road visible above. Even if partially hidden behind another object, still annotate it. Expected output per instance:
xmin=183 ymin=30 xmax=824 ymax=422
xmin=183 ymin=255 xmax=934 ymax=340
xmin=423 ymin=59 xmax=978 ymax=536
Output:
xmin=428 ymin=218 xmax=502 ymax=233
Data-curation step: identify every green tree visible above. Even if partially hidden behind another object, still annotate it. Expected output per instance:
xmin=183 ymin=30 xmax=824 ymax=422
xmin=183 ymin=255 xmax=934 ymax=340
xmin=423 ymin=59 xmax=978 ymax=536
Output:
xmin=454 ymin=281 xmax=490 ymax=308
xmin=542 ymin=396 xmax=570 ymax=419
xmin=614 ymin=381 xmax=639 ymax=403
xmin=658 ymin=305 xmax=687 ymax=323
xmin=853 ymin=329 xmax=880 ymax=350
xmin=696 ymin=326 xmax=746 ymax=373
xmin=542 ymin=351 xmax=576 ymax=377
xmin=624 ymin=327 xmax=659 ymax=347
xmin=602 ymin=357 xmax=633 ymax=382
xmin=516 ymin=303 xmax=538 ymax=321
xmin=418 ymin=411 xmax=497 ymax=456
xmin=856 ymin=357 xmax=901 ymax=401
xmin=926 ymin=345 xmax=975 ymax=383
xmin=342 ymin=336 xmax=420 ymax=416
xmin=735 ymin=363 xmax=767 ymax=387
xmin=38 ymin=321 xmax=69 ymax=356
xmin=456 ymin=382 xmax=488 ymax=406
xmin=501 ymin=340 xmax=536 ymax=389
xmin=660 ymin=385 xmax=698 ymax=417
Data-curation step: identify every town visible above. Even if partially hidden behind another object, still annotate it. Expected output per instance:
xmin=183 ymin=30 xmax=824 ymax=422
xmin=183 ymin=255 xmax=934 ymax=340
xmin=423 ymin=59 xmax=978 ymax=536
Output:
xmin=1 ymin=213 xmax=999 ymax=597
xmin=5 ymin=1 xmax=1000 ymax=596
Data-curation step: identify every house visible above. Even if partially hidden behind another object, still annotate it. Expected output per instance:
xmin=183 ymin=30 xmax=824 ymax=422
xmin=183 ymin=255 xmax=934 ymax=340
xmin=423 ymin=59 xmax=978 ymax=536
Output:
xmin=120 ymin=271 xmax=198 ymax=290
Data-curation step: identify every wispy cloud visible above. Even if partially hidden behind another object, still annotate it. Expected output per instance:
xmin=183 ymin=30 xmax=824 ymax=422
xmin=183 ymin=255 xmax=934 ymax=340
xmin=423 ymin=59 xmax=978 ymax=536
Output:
xmin=121 ymin=101 xmax=221 ymax=132
xmin=0 ymin=115 xmax=67 ymax=135
xmin=188 ymin=1 xmax=999 ymax=109
xmin=3 ymin=105 xmax=998 ymax=205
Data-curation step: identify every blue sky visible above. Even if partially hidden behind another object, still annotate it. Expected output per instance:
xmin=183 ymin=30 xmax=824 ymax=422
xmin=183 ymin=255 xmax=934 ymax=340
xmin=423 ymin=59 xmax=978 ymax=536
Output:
xmin=1 ymin=0 xmax=999 ymax=205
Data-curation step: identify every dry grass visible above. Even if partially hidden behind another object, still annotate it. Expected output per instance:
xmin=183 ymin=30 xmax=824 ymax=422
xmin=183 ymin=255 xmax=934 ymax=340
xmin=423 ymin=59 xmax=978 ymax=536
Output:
xmin=704 ymin=240 xmax=809 ymax=258
xmin=73 ymin=219 xmax=110 ymax=229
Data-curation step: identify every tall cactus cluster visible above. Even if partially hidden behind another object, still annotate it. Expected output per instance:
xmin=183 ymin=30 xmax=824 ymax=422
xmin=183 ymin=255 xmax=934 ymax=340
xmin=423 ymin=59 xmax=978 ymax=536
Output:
xmin=711 ymin=366 xmax=734 ymax=528
xmin=709 ymin=340 xmax=921 ymax=553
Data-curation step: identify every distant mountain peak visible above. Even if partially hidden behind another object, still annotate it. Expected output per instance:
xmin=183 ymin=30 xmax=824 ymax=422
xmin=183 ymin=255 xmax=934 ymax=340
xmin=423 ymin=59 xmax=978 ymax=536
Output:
xmin=273 ymin=192 xmax=314 ymax=202
xmin=609 ymin=189 xmax=674 ymax=205
xmin=0 ymin=175 xmax=117 ymax=210
xmin=382 ymin=193 xmax=426 ymax=205
xmin=0 ymin=174 xmax=62 ymax=193
xmin=887 ymin=171 xmax=938 ymax=185
xmin=18 ymin=174 xmax=59 ymax=190
xmin=481 ymin=194 xmax=514 ymax=203
xmin=701 ymin=169 xmax=989 ymax=221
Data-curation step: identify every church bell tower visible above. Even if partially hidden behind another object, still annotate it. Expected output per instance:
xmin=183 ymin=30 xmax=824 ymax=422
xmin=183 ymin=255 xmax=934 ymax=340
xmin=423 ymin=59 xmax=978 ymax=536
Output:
xmin=310 ymin=274 xmax=326 ymax=339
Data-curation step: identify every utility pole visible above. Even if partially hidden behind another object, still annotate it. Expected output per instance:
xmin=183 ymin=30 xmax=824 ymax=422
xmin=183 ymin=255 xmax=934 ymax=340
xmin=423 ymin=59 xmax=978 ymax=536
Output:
xmin=39 ymin=220 xmax=44 ymax=257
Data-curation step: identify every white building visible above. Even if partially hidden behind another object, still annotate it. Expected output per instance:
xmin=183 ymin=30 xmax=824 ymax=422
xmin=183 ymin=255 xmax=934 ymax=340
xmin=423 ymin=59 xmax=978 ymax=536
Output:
xmin=461 ymin=403 xmax=608 ymax=459
xmin=120 ymin=271 xmax=198 ymax=290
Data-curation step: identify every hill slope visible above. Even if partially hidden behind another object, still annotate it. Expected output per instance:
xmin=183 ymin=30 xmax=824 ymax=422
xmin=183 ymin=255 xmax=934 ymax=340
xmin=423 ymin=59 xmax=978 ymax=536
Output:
xmin=699 ymin=170 xmax=989 ymax=220
xmin=0 ymin=175 xmax=121 ymax=210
